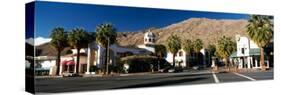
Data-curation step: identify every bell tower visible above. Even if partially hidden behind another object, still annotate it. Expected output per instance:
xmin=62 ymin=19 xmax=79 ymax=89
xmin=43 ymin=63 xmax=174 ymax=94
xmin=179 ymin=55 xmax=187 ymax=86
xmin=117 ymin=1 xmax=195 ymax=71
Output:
xmin=144 ymin=30 xmax=156 ymax=45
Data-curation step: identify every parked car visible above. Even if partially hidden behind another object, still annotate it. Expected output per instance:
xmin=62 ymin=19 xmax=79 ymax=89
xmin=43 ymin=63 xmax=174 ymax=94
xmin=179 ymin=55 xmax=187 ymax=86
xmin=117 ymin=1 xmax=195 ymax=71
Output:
xmin=160 ymin=66 xmax=183 ymax=73
xmin=192 ymin=65 xmax=204 ymax=70
xmin=62 ymin=72 xmax=80 ymax=77
xmin=159 ymin=66 xmax=172 ymax=73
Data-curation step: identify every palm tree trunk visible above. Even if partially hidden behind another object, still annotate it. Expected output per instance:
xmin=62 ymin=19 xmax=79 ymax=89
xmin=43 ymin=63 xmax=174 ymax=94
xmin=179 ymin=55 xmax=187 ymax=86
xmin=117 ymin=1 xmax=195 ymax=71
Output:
xmin=104 ymin=47 xmax=108 ymax=75
xmin=56 ymin=49 xmax=61 ymax=76
xmin=197 ymin=53 xmax=200 ymax=66
xmin=186 ymin=55 xmax=189 ymax=68
xmin=76 ymin=48 xmax=80 ymax=74
xmin=223 ymin=58 xmax=227 ymax=71
xmin=172 ymin=54 xmax=175 ymax=67
xmin=227 ymin=58 xmax=230 ymax=71
xmin=260 ymin=47 xmax=265 ymax=70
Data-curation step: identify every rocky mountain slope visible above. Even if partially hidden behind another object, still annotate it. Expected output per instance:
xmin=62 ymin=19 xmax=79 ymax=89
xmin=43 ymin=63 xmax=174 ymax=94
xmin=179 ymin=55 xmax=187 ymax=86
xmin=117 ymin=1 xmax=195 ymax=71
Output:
xmin=117 ymin=18 xmax=249 ymax=47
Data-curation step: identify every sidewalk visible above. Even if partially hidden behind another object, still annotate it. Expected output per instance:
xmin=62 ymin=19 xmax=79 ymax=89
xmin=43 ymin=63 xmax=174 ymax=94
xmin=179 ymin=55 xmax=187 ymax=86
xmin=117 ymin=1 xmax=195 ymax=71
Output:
xmin=211 ymin=67 xmax=273 ymax=73
xmin=35 ymin=75 xmax=63 ymax=79
xmin=35 ymin=67 xmax=273 ymax=79
xmin=83 ymin=72 xmax=154 ymax=77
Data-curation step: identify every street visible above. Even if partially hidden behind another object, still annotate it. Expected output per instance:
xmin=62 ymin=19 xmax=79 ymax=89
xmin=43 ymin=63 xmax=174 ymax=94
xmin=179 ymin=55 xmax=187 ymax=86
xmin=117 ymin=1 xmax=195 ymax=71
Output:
xmin=35 ymin=69 xmax=273 ymax=93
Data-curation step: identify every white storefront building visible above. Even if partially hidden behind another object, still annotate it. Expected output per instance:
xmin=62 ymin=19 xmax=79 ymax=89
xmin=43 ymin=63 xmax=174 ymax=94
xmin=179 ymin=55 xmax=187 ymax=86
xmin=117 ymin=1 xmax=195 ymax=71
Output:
xmin=165 ymin=48 xmax=207 ymax=67
xmin=230 ymin=35 xmax=269 ymax=69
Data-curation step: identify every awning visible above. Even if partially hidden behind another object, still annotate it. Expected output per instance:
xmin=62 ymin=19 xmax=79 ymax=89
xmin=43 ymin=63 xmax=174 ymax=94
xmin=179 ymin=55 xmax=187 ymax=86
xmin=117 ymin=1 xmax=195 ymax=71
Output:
xmin=249 ymin=48 xmax=260 ymax=56
xmin=230 ymin=48 xmax=261 ymax=58
xmin=66 ymin=61 xmax=75 ymax=65
xmin=230 ymin=51 xmax=237 ymax=58
xmin=61 ymin=60 xmax=75 ymax=65
xmin=35 ymin=68 xmax=50 ymax=71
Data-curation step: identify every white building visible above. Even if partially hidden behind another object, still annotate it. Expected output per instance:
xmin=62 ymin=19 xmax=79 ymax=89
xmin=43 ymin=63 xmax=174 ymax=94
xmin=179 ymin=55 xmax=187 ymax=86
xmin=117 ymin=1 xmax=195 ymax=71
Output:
xmin=34 ymin=56 xmax=56 ymax=75
xmin=165 ymin=48 xmax=208 ymax=67
xmin=137 ymin=30 xmax=156 ymax=53
xmin=230 ymin=35 xmax=269 ymax=69
xmin=73 ymin=30 xmax=157 ymax=74
xmin=166 ymin=49 xmax=187 ymax=67
xmin=35 ymin=30 xmax=209 ymax=76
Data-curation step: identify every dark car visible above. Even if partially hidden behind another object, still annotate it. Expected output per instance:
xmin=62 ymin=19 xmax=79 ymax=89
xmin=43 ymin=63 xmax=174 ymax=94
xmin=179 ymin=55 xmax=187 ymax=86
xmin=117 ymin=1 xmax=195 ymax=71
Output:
xmin=160 ymin=66 xmax=183 ymax=73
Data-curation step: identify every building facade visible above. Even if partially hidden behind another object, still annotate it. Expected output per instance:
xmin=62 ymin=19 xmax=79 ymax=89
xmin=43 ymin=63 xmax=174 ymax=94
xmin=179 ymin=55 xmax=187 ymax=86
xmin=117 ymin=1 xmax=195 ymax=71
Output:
xmin=35 ymin=30 xmax=210 ymax=76
xmin=230 ymin=35 xmax=270 ymax=69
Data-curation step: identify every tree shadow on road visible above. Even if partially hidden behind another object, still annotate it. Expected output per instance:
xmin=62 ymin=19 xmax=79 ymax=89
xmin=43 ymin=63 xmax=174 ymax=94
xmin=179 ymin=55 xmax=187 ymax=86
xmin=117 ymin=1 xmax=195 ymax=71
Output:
xmin=112 ymin=77 xmax=208 ymax=89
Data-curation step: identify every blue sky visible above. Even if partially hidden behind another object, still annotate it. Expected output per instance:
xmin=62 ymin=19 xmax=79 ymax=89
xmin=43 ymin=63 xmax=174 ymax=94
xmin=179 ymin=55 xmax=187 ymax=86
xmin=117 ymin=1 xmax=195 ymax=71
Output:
xmin=33 ymin=1 xmax=250 ymax=38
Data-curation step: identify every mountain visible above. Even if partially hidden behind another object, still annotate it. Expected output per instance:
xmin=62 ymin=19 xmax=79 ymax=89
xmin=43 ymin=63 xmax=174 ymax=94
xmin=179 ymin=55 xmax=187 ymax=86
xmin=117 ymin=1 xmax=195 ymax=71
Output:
xmin=116 ymin=18 xmax=249 ymax=47
xmin=25 ymin=37 xmax=51 ymax=46
xmin=35 ymin=43 xmax=71 ymax=56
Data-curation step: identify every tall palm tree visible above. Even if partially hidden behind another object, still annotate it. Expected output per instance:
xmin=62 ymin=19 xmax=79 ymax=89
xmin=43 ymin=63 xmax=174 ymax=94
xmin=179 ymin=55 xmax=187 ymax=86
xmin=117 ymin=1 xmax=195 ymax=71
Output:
xmin=68 ymin=28 xmax=90 ymax=74
xmin=193 ymin=39 xmax=203 ymax=66
xmin=207 ymin=44 xmax=216 ymax=65
xmin=182 ymin=39 xmax=194 ymax=68
xmin=246 ymin=15 xmax=273 ymax=70
xmin=50 ymin=27 xmax=68 ymax=75
xmin=154 ymin=44 xmax=167 ymax=70
xmin=207 ymin=44 xmax=216 ymax=57
xmin=216 ymin=36 xmax=236 ymax=69
xmin=95 ymin=23 xmax=117 ymax=75
xmin=166 ymin=35 xmax=181 ymax=67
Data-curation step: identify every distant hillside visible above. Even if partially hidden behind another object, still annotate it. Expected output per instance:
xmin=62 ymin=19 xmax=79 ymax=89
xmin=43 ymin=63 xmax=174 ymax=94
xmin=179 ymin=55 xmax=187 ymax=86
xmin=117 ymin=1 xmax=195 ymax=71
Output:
xmin=117 ymin=18 xmax=249 ymax=47
xmin=35 ymin=43 xmax=71 ymax=56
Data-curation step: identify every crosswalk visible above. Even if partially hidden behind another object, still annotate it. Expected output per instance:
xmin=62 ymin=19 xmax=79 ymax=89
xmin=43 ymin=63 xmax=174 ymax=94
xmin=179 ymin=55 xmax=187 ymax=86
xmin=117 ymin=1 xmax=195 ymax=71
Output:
xmin=212 ymin=72 xmax=257 ymax=83
xmin=212 ymin=71 xmax=220 ymax=83
xmin=232 ymin=72 xmax=256 ymax=81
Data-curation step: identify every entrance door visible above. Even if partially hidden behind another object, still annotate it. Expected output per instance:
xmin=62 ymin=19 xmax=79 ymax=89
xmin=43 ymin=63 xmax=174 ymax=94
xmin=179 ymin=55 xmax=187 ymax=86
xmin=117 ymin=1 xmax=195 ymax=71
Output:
xmin=81 ymin=64 xmax=87 ymax=73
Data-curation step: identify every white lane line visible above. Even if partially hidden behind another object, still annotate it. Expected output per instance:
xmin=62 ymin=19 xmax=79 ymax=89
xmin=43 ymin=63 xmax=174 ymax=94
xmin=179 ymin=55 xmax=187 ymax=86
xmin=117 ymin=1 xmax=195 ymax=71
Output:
xmin=233 ymin=72 xmax=256 ymax=81
xmin=212 ymin=71 xmax=220 ymax=83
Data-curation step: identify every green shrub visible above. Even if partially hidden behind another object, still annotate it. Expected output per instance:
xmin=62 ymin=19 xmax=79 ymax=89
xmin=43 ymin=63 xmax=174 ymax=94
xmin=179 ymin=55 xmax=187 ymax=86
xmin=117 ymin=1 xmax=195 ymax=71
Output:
xmin=121 ymin=55 xmax=171 ymax=73
xmin=90 ymin=66 xmax=100 ymax=72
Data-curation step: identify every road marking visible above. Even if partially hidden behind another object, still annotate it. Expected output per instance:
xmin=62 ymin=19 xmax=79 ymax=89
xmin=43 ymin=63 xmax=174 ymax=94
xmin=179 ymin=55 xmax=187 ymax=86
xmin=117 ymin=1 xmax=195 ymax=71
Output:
xmin=233 ymin=72 xmax=256 ymax=81
xmin=212 ymin=71 xmax=220 ymax=83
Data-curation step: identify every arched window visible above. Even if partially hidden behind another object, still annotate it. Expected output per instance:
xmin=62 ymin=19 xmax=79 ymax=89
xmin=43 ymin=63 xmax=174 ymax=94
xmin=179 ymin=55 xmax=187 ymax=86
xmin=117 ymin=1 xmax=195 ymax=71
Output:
xmin=178 ymin=51 xmax=183 ymax=56
xmin=149 ymin=38 xmax=151 ymax=42
xmin=145 ymin=38 xmax=147 ymax=42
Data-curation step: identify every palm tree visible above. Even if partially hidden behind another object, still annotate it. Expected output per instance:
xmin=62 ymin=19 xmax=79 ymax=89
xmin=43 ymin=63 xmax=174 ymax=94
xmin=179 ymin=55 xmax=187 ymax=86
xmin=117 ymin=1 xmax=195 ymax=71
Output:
xmin=207 ymin=44 xmax=216 ymax=57
xmin=68 ymin=28 xmax=90 ymax=74
xmin=50 ymin=27 xmax=68 ymax=75
xmin=166 ymin=35 xmax=181 ymax=67
xmin=154 ymin=44 xmax=167 ymax=70
xmin=154 ymin=44 xmax=167 ymax=59
xmin=246 ymin=15 xmax=273 ymax=70
xmin=207 ymin=44 xmax=216 ymax=65
xmin=95 ymin=23 xmax=117 ymax=75
xmin=193 ymin=39 xmax=203 ymax=66
xmin=182 ymin=39 xmax=194 ymax=68
xmin=216 ymin=36 xmax=236 ymax=70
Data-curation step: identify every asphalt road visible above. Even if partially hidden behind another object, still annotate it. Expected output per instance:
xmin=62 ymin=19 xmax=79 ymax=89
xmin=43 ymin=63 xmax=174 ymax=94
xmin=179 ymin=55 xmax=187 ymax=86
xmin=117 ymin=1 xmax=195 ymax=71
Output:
xmin=35 ymin=69 xmax=273 ymax=93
